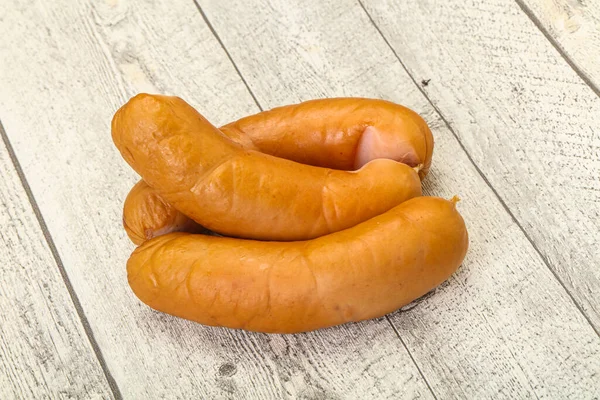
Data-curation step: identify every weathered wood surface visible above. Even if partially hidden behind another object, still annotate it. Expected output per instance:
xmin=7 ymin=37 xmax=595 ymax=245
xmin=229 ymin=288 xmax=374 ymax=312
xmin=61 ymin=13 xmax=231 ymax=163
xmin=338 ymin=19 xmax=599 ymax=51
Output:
xmin=198 ymin=0 xmax=600 ymax=397
xmin=1 ymin=0 xmax=599 ymax=397
xmin=519 ymin=0 xmax=600 ymax=92
xmin=0 ymin=131 xmax=113 ymax=398
xmin=362 ymin=0 xmax=600 ymax=332
xmin=0 ymin=0 xmax=433 ymax=398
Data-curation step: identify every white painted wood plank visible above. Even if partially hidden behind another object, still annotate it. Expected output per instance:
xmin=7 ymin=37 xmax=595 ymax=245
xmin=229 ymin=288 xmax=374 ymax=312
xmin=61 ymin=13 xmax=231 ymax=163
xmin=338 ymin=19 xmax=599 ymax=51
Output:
xmin=362 ymin=0 xmax=600 ymax=333
xmin=0 ymin=0 xmax=432 ymax=398
xmin=199 ymin=0 xmax=600 ymax=397
xmin=0 ymin=136 xmax=112 ymax=398
xmin=519 ymin=0 xmax=600 ymax=90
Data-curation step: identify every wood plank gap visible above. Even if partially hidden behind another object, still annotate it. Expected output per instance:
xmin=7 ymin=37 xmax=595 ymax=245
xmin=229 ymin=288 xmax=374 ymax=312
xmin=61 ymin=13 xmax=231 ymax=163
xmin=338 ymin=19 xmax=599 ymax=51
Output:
xmin=514 ymin=0 xmax=600 ymax=98
xmin=357 ymin=0 xmax=600 ymax=339
xmin=192 ymin=0 xmax=264 ymax=112
xmin=385 ymin=316 xmax=438 ymax=400
xmin=0 ymin=119 xmax=123 ymax=400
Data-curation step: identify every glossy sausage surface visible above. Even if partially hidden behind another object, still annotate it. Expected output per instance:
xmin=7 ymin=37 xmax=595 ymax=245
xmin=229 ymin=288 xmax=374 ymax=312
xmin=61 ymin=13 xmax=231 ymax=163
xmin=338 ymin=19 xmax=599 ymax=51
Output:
xmin=122 ymin=96 xmax=433 ymax=244
xmin=112 ymin=94 xmax=422 ymax=241
xmin=123 ymin=180 xmax=209 ymax=244
xmin=220 ymin=97 xmax=433 ymax=176
xmin=127 ymin=196 xmax=468 ymax=333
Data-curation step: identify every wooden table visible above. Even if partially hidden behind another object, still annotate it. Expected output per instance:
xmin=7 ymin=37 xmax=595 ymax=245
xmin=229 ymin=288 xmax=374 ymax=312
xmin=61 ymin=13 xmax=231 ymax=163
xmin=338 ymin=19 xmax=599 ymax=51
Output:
xmin=1 ymin=0 xmax=599 ymax=398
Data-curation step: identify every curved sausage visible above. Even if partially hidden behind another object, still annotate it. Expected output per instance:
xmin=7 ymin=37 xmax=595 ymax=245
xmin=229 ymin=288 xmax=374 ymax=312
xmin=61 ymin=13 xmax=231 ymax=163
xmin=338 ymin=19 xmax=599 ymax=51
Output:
xmin=122 ymin=97 xmax=433 ymax=244
xmin=123 ymin=180 xmax=210 ymax=244
xmin=112 ymin=94 xmax=422 ymax=241
xmin=220 ymin=97 xmax=433 ymax=175
xmin=127 ymin=196 xmax=468 ymax=333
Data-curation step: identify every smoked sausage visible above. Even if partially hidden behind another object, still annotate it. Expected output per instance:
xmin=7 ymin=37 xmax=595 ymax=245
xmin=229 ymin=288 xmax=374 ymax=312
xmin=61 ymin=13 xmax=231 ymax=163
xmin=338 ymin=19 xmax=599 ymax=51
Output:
xmin=126 ymin=196 xmax=468 ymax=333
xmin=219 ymin=97 xmax=433 ymax=175
xmin=112 ymin=94 xmax=422 ymax=241
xmin=122 ymin=97 xmax=433 ymax=244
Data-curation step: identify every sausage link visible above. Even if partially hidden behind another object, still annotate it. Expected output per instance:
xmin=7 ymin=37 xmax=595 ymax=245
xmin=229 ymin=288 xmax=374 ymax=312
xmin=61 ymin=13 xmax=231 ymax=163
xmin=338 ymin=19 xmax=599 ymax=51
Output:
xmin=121 ymin=96 xmax=433 ymax=243
xmin=127 ymin=196 xmax=468 ymax=333
xmin=112 ymin=94 xmax=423 ymax=241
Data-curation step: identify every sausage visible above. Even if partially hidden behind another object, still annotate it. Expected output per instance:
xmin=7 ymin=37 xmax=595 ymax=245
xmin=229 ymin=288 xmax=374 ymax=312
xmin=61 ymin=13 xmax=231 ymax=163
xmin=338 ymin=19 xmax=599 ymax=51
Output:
xmin=121 ymin=97 xmax=433 ymax=244
xmin=124 ymin=166 xmax=421 ymax=244
xmin=112 ymin=94 xmax=423 ymax=241
xmin=126 ymin=196 xmax=468 ymax=333
xmin=123 ymin=180 xmax=210 ymax=244
xmin=219 ymin=97 xmax=434 ymax=175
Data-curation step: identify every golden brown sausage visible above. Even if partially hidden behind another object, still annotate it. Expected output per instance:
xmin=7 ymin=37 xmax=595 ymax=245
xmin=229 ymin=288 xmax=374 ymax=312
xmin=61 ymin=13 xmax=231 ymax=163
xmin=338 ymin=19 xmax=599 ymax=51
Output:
xmin=112 ymin=94 xmax=422 ymax=241
xmin=127 ymin=196 xmax=468 ymax=333
xmin=219 ymin=97 xmax=433 ymax=175
xmin=123 ymin=180 xmax=210 ymax=244
xmin=122 ymin=97 xmax=433 ymax=244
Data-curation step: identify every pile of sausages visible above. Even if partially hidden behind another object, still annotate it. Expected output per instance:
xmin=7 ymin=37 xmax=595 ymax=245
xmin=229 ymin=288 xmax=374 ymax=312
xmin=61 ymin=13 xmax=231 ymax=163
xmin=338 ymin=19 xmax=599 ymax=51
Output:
xmin=111 ymin=94 xmax=469 ymax=334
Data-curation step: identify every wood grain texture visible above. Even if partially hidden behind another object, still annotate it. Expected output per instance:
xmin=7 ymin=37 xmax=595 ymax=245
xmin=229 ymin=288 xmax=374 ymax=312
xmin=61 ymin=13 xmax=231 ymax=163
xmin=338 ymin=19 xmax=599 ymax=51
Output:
xmin=363 ymin=0 xmax=600 ymax=332
xmin=519 ymin=0 xmax=600 ymax=91
xmin=198 ymin=0 xmax=600 ymax=397
xmin=0 ymin=0 xmax=432 ymax=398
xmin=0 ymin=135 xmax=112 ymax=398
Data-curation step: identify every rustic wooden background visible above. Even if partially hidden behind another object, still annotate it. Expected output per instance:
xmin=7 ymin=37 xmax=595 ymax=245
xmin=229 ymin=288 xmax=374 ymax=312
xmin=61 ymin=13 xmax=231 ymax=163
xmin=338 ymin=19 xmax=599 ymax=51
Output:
xmin=1 ymin=0 xmax=599 ymax=398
